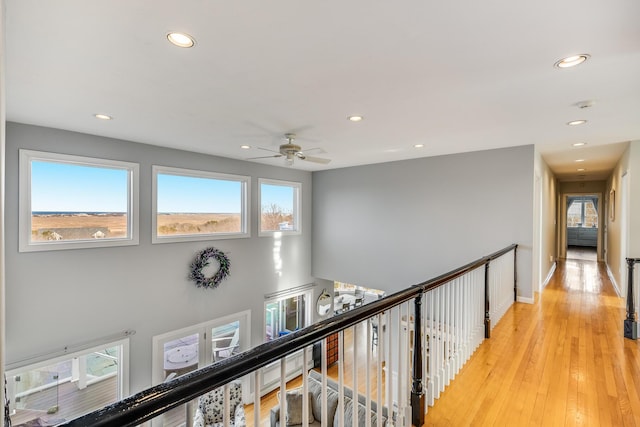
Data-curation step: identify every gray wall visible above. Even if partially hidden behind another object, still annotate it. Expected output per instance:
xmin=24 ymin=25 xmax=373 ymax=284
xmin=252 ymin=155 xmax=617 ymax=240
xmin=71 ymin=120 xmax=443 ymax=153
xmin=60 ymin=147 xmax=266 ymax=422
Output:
xmin=312 ymin=145 xmax=534 ymax=299
xmin=4 ymin=122 xmax=315 ymax=393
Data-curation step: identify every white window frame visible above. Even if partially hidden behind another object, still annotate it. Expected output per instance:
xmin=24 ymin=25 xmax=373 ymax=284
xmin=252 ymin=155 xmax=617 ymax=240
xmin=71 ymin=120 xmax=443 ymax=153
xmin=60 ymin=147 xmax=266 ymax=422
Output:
xmin=260 ymin=287 xmax=313 ymax=394
xmin=5 ymin=338 xmax=130 ymax=417
xmin=258 ymin=178 xmax=302 ymax=237
xmin=152 ymin=165 xmax=250 ymax=243
xmin=150 ymin=309 xmax=252 ymax=422
xmin=151 ymin=310 xmax=251 ymax=385
xmin=264 ymin=287 xmax=313 ymax=342
xmin=19 ymin=149 xmax=139 ymax=252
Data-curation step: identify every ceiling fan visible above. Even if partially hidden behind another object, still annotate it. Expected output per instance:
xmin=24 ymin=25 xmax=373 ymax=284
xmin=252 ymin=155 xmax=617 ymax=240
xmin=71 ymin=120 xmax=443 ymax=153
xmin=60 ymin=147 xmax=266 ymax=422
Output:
xmin=248 ymin=133 xmax=331 ymax=166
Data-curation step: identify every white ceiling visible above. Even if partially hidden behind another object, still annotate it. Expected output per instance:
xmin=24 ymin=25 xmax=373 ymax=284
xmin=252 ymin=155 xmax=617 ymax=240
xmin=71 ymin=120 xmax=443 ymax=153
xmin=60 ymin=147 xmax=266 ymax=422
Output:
xmin=5 ymin=1 xmax=640 ymax=180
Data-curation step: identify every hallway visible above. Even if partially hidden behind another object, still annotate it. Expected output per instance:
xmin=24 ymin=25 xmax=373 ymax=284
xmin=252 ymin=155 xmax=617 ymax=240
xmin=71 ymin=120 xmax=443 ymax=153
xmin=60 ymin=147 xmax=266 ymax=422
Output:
xmin=424 ymin=258 xmax=640 ymax=425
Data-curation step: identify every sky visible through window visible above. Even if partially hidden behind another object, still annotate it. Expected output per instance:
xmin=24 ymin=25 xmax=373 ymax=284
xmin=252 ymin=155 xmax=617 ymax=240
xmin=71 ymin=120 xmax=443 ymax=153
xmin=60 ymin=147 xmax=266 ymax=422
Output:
xmin=31 ymin=161 xmax=128 ymax=213
xmin=261 ymin=183 xmax=294 ymax=213
xmin=32 ymin=162 xmax=295 ymax=215
xmin=157 ymin=174 xmax=243 ymax=213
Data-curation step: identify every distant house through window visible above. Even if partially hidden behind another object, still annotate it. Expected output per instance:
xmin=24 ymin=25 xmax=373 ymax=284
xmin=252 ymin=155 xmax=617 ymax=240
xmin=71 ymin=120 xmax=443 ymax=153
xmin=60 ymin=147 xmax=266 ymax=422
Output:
xmin=19 ymin=150 xmax=139 ymax=252
xmin=566 ymin=195 xmax=599 ymax=251
xmin=259 ymin=178 xmax=301 ymax=235
xmin=567 ymin=196 xmax=598 ymax=228
xmin=152 ymin=166 xmax=250 ymax=243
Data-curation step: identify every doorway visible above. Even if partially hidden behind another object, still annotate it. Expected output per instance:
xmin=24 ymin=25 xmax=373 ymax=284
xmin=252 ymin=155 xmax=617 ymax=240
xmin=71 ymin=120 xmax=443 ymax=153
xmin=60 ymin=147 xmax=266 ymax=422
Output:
xmin=151 ymin=310 xmax=251 ymax=427
xmin=565 ymin=195 xmax=599 ymax=261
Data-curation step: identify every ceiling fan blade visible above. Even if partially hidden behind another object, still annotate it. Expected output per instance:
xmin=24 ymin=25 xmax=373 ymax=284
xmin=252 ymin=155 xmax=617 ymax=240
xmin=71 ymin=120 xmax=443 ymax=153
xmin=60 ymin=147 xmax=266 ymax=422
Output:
xmin=302 ymin=156 xmax=331 ymax=164
xmin=302 ymin=147 xmax=326 ymax=155
xmin=247 ymin=154 xmax=283 ymax=160
xmin=257 ymin=146 xmax=281 ymax=154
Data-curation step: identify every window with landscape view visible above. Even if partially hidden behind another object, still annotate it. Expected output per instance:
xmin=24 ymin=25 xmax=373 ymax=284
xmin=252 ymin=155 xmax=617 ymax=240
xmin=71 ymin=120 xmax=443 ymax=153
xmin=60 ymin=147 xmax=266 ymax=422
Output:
xmin=567 ymin=197 xmax=598 ymax=228
xmin=19 ymin=150 xmax=139 ymax=252
xmin=259 ymin=178 xmax=301 ymax=235
xmin=152 ymin=166 xmax=250 ymax=243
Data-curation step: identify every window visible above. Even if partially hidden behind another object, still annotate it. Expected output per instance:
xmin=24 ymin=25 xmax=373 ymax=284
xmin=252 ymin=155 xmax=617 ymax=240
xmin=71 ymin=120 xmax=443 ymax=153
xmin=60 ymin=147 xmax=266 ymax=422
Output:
xmin=265 ymin=289 xmax=312 ymax=341
xmin=6 ymin=339 xmax=129 ymax=425
xmin=259 ymin=178 xmax=301 ymax=235
xmin=19 ymin=150 xmax=139 ymax=252
xmin=151 ymin=311 xmax=250 ymax=427
xmin=152 ymin=166 xmax=250 ymax=243
xmin=567 ymin=197 xmax=598 ymax=228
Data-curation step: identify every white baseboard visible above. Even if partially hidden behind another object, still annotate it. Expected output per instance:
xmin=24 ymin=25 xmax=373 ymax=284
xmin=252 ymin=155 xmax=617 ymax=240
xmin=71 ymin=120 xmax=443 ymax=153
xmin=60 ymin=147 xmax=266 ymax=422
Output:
xmin=517 ymin=296 xmax=534 ymax=304
xmin=541 ymin=262 xmax=556 ymax=290
xmin=606 ymin=264 xmax=622 ymax=297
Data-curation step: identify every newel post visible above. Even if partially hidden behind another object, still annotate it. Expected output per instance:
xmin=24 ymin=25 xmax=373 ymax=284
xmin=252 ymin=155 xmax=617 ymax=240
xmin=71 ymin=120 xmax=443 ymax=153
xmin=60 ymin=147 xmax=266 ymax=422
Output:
xmin=411 ymin=294 xmax=425 ymax=427
xmin=625 ymin=258 xmax=638 ymax=340
xmin=513 ymin=245 xmax=518 ymax=302
xmin=484 ymin=262 xmax=491 ymax=339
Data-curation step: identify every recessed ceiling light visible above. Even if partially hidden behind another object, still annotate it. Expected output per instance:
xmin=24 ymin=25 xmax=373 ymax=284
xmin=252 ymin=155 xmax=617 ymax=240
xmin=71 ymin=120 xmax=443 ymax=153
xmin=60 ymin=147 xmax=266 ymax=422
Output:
xmin=167 ymin=32 xmax=195 ymax=48
xmin=567 ymin=120 xmax=587 ymax=126
xmin=577 ymin=168 xmax=586 ymax=172
xmin=554 ymin=54 xmax=590 ymax=69
xmin=572 ymin=142 xmax=586 ymax=147
xmin=94 ymin=114 xmax=112 ymax=120
xmin=240 ymin=145 xmax=251 ymax=149
xmin=575 ymin=159 xmax=585 ymax=163
xmin=414 ymin=144 xmax=424 ymax=148
xmin=348 ymin=115 xmax=363 ymax=122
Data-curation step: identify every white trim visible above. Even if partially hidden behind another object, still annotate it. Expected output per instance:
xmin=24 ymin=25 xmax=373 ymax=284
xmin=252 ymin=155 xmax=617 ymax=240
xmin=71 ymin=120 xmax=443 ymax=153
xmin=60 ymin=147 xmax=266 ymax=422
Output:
xmin=607 ymin=263 xmax=622 ymax=297
xmin=151 ymin=309 xmax=251 ymax=386
xmin=6 ymin=329 xmax=135 ymax=371
xmin=6 ymin=337 xmax=130 ymax=405
xmin=258 ymin=178 xmax=302 ymax=237
xmin=541 ymin=262 xmax=556 ymax=290
xmin=517 ymin=296 xmax=534 ymax=304
xmin=264 ymin=282 xmax=315 ymax=299
xmin=264 ymin=287 xmax=313 ymax=343
xmin=19 ymin=149 xmax=139 ymax=252
xmin=151 ymin=165 xmax=251 ymax=243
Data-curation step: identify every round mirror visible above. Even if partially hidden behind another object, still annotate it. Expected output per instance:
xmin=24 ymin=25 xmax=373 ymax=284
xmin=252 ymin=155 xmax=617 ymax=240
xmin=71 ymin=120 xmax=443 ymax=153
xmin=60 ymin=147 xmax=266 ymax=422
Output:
xmin=317 ymin=289 xmax=332 ymax=316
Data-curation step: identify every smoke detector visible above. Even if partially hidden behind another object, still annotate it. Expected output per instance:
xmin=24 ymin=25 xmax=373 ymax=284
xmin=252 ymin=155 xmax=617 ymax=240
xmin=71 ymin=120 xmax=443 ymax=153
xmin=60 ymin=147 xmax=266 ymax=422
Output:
xmin=575 ymin=100 xmax=596 ymax=109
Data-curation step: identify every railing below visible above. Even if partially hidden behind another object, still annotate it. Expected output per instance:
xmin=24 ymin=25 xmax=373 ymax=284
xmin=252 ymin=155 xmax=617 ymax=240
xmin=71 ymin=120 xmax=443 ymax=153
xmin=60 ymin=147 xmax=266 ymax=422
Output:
xmin=59 ymin=244 xmax=518 ymax=427
xmin=625 ymin=258 xmax=640 ymax=340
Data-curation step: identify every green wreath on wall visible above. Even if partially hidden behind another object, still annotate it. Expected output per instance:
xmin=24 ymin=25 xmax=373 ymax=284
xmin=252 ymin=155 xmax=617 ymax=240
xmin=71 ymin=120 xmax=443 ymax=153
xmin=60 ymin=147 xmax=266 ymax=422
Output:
xmin=189 ymin=247 xmax=231 ymax=289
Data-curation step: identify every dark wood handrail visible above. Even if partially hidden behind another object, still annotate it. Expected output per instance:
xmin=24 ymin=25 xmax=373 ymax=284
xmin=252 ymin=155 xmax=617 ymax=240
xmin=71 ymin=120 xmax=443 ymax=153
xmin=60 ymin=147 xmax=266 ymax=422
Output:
xmin=59 ymin=244 xmax=518 ymax=427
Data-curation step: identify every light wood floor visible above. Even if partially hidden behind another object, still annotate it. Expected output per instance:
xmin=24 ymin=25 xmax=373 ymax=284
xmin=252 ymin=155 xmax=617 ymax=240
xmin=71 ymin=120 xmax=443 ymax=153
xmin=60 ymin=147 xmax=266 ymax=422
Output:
xmin=15 ymin=256 xmax=635 ymax=426
xmin=244 ymin=257 xmax=640 ymax=426
xmin=567 ymin=246 xmax=598 ymax=262
xmin=424 ymin=258 xmax=640 ymax=426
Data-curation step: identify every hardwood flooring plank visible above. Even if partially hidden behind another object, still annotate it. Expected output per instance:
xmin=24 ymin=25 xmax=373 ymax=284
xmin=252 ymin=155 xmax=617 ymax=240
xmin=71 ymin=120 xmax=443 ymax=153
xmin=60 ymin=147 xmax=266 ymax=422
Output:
xmin=19 ymin=256 xmax=640 ymax=427
xmin=425 ymin=259 xmax=640 ymax=426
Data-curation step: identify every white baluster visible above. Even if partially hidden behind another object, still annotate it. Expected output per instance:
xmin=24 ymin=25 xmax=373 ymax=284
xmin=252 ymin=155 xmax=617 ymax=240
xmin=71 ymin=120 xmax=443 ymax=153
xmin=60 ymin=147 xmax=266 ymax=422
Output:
xmin=321 ymin=337 xmax=328 ymax=426
xmin=254 ymin=370 xmax=261 ymax=427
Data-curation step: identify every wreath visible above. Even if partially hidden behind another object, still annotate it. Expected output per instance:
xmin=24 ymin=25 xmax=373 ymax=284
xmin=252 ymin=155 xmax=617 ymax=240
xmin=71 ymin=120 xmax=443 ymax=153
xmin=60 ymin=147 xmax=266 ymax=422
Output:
xmin=189 ymin=247 xmax=230 ymax=289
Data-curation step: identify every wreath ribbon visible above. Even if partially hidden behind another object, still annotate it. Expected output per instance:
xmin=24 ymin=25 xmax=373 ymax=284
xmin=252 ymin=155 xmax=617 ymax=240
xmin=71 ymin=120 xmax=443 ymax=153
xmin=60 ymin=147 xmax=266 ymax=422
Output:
xmin=189 ymin=247 xmax=230 ymax=289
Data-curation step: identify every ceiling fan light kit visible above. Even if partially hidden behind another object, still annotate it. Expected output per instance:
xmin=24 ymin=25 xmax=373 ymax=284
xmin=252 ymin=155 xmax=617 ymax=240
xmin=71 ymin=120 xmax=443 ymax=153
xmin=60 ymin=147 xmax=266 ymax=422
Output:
xmin=247 ymin=133 xmax=331 ymax=166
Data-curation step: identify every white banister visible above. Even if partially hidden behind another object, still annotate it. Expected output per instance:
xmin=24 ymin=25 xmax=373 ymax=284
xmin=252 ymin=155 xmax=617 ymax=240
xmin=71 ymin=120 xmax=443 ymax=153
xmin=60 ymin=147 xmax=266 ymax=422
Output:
xmin=54 ymin=246 xmax=516 ymax=427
